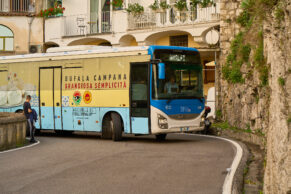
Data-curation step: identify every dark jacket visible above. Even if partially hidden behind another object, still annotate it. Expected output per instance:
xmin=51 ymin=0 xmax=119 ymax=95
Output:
xmin=29 ymin=109 xmax=38 ymax=123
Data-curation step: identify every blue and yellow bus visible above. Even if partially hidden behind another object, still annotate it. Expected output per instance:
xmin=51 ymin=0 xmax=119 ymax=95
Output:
xmin=0 ymin=45 xmax=209 ymax=140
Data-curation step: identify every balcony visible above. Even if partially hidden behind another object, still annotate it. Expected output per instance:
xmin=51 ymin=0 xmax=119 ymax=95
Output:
xmin=128 ymin=4 xmax=220 ymax=31
xmin=63 ymin=12 xmax=112 ymax=37
xmin=0 ymin=0 xmax=35 ymax=15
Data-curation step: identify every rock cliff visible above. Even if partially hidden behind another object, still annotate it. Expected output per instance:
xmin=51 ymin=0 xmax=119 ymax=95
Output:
xmin=218 ymin=0 xmax=291 ymax=193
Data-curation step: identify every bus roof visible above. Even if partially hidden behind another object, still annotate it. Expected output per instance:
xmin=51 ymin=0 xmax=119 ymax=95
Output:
xmin=0 ymin=45 xmax=199 ymax=63
xmin=0 ymin=46 xmax=149 ymax=61
xmin=148 ymin=45 xmax=199 ymax=57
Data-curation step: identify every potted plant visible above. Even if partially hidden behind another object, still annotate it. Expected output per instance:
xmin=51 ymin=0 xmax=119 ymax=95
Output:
xmin=174 ymin=0 xmax=188 ymax=12
xmin=190 ymin=0 xmax=200 ymax=9
xmin=39 ymin=2 xmax=65 ymax=18
xmin=160 ymin=1 xmax=171 ymax=10
xmin=112 ymin=0 xmax=123 ymax=10
xmin=149 ymin=0 xmax=159 ymax=11
xmin=199 ymin=0 xmax=214 ymax=8
xmin=126 ymin=3 xmax=144 ymax=16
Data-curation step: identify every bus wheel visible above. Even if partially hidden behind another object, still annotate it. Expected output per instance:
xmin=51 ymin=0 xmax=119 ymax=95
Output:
xmin=156 ymin=134 xmax=167 ymax=141
xmin=111 ymin=113 xmax=122 ymax=141
xmin=101 ymin=115 xmax=113 ymax=139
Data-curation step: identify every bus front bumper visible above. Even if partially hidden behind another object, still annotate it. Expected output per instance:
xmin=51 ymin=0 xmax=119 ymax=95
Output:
xmin=151 ymin=126 xmax=205 ymax=135
xmin=150 ymin=106 xmax=205 ymax=135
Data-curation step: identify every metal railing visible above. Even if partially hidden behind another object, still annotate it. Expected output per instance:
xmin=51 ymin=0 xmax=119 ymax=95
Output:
xmin=63 ymin=11 xmax=111 ymax=36
xmin=128 ymin=4 xmax=220 ymax=30
xmin=0 ymin=0 xmax=35 ymax=13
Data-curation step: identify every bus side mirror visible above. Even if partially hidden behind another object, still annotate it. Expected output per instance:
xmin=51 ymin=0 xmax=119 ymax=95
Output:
xmin=158 ymin=63 xmax=165 ymax=80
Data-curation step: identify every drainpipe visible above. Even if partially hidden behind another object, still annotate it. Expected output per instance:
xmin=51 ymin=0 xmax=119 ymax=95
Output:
xmin=27 ymin=16 xmax=35 ymax=53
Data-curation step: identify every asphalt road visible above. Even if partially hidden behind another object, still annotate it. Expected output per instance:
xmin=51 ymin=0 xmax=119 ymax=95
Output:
xmin=0 ymin=133 xmax=235 ymax=194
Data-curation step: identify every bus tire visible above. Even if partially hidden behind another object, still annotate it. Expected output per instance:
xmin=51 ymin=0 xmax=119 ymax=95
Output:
xmin=101 ymin=114 xmax=113 ymax=139
xmin=156 ymin=134 xmax=167 ymax=141
xmin=111 ymin=113 xmax=122 ymax=141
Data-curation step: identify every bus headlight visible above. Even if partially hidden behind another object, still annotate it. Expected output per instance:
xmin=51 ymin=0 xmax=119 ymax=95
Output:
xmin=158 ymin=114 xmax=168 ymax=129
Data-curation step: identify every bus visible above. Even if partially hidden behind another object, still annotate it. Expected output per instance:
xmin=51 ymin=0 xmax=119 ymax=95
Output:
xmin=0 ymin=45 xmax=210 ymax=141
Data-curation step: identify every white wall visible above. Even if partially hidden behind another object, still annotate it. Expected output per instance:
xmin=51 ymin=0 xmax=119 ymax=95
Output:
xmin=63 ymin=0 xmax=88 ymax=16
xmin=112 ymin=10 xmax=127 ymax=33
xmin=45 ymin=17 xmax=63 ymax=43
xmin=0 ymin=16 xmax=43 ymax=54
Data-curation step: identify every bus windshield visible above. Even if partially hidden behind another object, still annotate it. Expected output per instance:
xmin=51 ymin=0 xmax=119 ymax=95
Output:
xmin=152 ymin=50 xmax=203 ymax=100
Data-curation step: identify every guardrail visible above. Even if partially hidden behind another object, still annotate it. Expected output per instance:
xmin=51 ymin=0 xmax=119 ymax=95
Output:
xmin=64 ymin=11 xmax=111 ymax=36
xmin=128 ymin=4 xmax=220 ymax=30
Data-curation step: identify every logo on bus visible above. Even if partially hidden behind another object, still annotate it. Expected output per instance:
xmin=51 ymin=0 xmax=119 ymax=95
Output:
xmin=83 ymin=91 xmax=92 ymax=104
xmin=73 ymin=91 xmax=82 ymax=105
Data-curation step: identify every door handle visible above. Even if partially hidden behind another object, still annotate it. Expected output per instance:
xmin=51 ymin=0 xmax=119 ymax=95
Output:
xmin=56 ymin=103 xmax=60 ymax=107
xmin=42 ymin=102 xmax=45 ymax=106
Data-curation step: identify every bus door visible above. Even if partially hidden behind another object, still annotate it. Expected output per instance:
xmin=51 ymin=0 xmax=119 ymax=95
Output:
xmin=130 ymin=63 xmax=150 ymax=134
xmin=39 ymin=67 xmax=62 ymax=130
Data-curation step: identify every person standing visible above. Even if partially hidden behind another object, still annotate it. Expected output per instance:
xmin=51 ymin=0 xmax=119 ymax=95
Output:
xmin=23 ymin=95 xmax=36 ymax=143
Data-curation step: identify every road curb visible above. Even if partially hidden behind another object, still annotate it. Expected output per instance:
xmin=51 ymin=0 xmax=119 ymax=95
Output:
xmin=182 ymin=134 xmax=245 ymax=194
xmin=0 ymin=138 xmax=40 ymax=154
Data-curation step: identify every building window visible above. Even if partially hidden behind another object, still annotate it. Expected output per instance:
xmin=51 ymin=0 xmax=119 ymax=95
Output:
xmin=47 ymin=0 xmax=61 ymax=8
xmin=0 ymin=0 xmax=35 ymax=12
xmin=11 ymin=0 xmax=31 ymax=12
xmin=0 ymin=25 xmax=14 ymax=51
xmin=170 ymin=35 xmax=188 ymax=47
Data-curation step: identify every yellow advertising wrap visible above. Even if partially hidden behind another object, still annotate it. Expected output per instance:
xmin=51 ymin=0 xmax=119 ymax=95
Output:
xmin=0 ymin=51 xmax=150 ymax=109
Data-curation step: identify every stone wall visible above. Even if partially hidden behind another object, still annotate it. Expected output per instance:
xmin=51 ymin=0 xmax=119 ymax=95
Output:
xmin=0 ymin=113 xmax=27 ymax=151
xmin=218 ymin=0 xmax=291 ymax=193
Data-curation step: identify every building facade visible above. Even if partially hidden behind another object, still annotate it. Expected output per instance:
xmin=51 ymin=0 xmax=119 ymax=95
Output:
xmin=0 ymin=0 xmax=219 ymax=95
xmin=0 ymin=0 xmax=45 ymax=55
xmin=44 ymin=0 xmax=220 ymax=94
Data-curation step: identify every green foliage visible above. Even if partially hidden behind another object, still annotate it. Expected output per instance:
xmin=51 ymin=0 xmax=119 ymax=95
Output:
xmin=226 ymin=18 xmax=232 ymax=23
xmin=223 ymin=32 xmax=246 ymax=84
xmin=190 ymin=0 xmax=214 ymax=9
xmin=199 ymin=0 xmax=214 ymax=8
xmin=111 ymin=0 xmax=123 ymax=9
xmin=259 ymin=65 xmax=269 ymax=86
xmin=237 ymin=10 xmax=252 ymax=28
xmin=274 ymin=6 xmax=284 ymax=23
xmin=223 ymin=0 xmax=282 ymax=87
xmin=190 ymin=0 xmax=201 ymax=8
xmin=255 ymin=129 xmax=265 ymax=137
xmin=229 ymin=62 xmax=244 ymax=84
xmin=160 ymin=1 xmax=171 ymax=10
xmin=126 ymin=3 xmax=144 ymax=15
xmin=174 ymin=0 xmax=188 ymax=11
xmin=254 ymin=31 xmax=264 ymax=66
xmin=253 ymin=30 xmax=269 ymax=86
xmin=149 ymin=0 xmax=159 ymax=10
xmin=212 ymin=121 xmax=230 ymax=129
xmin=241 ymin=0 xmax=255 ymax=10
xmin=213 ymin=121 xmax=259 ymax=134
xmin=255 ymin=95 xmax=260 ymax=104
xmin=259 ymin=0 xmax=279 ymax=8
xmin=216 ymin=110 xmax=222 ymax=119
xmin=242 ymin=44 xmax=251 ymax=62
xmin=278 ymin=77 xmax=285 ymax=86
xmin=245 ymin=179 xmax=257 ymax=185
